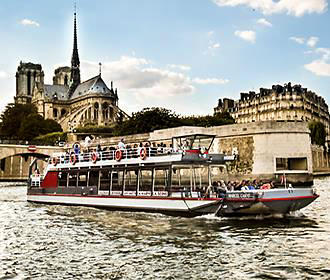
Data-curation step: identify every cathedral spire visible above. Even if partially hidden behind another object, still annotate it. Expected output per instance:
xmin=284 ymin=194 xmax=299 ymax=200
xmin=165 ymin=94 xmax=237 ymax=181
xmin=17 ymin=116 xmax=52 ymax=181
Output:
xmin=69 ymin=5 xmax=81 ymax=95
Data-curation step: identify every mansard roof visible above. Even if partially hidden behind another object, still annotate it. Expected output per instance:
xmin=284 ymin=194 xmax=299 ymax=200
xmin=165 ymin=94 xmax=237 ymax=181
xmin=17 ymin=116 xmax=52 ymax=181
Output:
xmin=70 ymin=75 xmax=116 ymax=100
xmin=44 ymin=84 xmax=69 ymax=101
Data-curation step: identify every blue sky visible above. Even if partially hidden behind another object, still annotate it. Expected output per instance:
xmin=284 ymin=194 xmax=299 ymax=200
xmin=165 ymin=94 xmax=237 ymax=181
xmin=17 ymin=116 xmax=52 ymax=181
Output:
xmin=0 ymin=0 xmax=329 ymax=115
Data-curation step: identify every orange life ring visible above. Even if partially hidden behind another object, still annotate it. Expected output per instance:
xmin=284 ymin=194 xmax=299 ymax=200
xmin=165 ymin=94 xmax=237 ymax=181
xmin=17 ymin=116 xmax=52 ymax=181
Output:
xmin=70 ymin=153 xmax=77 ymax=165
xmin=140 ymin=147 xmax=147 ymax=160
xmin=52 ymin=157 xmax=58 ymax=166
xmin=115 ymin=149 xmax=122 ymax=161
xmin=91 ymin=151 xmax=99 ymax=163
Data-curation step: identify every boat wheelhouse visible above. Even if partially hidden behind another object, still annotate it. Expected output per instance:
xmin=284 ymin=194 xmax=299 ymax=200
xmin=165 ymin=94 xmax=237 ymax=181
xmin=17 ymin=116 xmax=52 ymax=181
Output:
xmin=27 ymin=134 xmax=319 ymax=217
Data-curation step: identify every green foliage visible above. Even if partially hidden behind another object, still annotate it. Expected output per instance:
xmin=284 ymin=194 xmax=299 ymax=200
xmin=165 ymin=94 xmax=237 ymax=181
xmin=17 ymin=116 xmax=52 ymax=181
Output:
xmin=75 ymin=125 xmax=114 ymax=134
xmin=181 ymin=112 xmax=235 ymax=127
xmin=112 ymin=107 xmax=235 ymax=136
xmin=0 ymin=103 xmax=62 ymax=140
xmin=34 ymin=132 xmax=67 ymax=146
xmin=0 ymin=103 xmax=37 ymax=138
xmin=113 ymin=107 xmax=182 ymax=136
xmin=308 ymin=121 xmax=326 ymax=146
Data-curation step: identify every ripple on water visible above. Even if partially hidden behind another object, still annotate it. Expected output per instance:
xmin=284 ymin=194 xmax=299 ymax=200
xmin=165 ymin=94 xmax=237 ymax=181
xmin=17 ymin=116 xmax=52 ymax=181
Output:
xmin=0 ymin=181 xmax=329 ymax=279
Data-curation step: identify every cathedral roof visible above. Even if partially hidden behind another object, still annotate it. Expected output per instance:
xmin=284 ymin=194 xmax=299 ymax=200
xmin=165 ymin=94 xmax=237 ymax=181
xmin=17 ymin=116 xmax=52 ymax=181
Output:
xmin=44 ymin=84 xmax=69 ymax=101
xmin=70 ymin=75 xmax=116 ymax=100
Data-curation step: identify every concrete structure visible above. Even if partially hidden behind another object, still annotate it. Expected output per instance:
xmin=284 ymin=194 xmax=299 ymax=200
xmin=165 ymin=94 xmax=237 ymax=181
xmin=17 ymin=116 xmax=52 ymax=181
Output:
xmin=0 ymin=144 xmax=63 ymax=181
xmin=15 ymin=11 xmax=128 ymax=132
xmin=73 ymin=121 xmax=314 ymax=185
xmin=214 ymin=83 xmax=330 ymax=145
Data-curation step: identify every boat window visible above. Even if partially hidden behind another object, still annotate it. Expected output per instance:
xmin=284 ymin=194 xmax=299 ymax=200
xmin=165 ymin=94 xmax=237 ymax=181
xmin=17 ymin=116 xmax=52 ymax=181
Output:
xmin=139 ymin=169 xmax=152 ymax=194
xmin=89 ymin=170 xmax=99 ymax=187
xmin=78 ymin=172 xmax=88 ymax=187
xmin=100 ymin=170 xmax=111 ymax=191
xmin=68 ymin=172 xmax=78 ymax=188
xmin=171 ymin=166 xmax=191 ymax=192
xmin=154 ymin=167 xmax=170 ymax=193
xmin=58 ymin=171 xmax=68 ymax=187
xmin=111 ymin=170 xmax=124 ymax=194
xmin=124 ymin=169 xmax=138 ymax=195
xmin=192 ymin=166 xmax=209 ymax=190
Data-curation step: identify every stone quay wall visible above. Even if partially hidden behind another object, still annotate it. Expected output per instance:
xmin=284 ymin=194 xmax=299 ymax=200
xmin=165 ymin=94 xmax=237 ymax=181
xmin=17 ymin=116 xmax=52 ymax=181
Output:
xmin=79 ymin=121 xmax=314 ymax=185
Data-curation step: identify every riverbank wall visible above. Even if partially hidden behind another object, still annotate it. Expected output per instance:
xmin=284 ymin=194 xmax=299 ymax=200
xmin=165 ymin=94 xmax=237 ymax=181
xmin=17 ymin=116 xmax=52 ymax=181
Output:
xmin=2 ymin=121 xmax=330 ymax=184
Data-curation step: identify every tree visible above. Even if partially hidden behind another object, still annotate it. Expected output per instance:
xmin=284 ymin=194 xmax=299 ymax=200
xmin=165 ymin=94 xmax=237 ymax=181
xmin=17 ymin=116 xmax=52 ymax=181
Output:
xmin=181 ymin=112 xmax=235 ymax=127
xmin=113 ymin=107 xmax=235 ymax=136
xmin=0 ymin=103 xmax=37 ymax=138
xmin=114 ymin=107 xmax=182 ymax=135
xmin=308 ymin=121 xmax=326 ymax=147
xmin=0 ymin=103 xmax=62 ymax=140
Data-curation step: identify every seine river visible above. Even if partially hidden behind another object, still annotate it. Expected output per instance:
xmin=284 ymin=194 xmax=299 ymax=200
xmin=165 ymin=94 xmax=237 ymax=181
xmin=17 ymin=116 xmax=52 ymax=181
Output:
xmin=0 ymin=179 xmax=329 ymax=280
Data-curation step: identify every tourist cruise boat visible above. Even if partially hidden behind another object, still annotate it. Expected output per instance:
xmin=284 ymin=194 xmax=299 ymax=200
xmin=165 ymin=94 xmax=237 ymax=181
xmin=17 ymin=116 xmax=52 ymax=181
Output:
xmin=27 ymin=134 xmax=319 ymax=217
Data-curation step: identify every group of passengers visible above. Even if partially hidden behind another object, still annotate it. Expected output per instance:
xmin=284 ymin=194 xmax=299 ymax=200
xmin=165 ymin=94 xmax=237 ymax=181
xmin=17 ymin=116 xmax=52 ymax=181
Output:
xmin=206 ymin=179 xmax=274 ymax=197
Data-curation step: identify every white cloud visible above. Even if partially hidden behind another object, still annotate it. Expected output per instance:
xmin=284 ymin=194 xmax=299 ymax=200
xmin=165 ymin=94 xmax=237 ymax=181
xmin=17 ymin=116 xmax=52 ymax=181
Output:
xmin=0 ymin=71 xmax=8 ymax=79
xmin=76 ymin=56 xmax=229 ymax=113
xmin=304 ymin=47 xmax=330 ymax=76
xmin=20 ymin=19 xmax=40 ymax=27
xmin=193 ymin=77 xmax=229 ymax=85
xmin=81 ymin=56 xmax=194 ymax=98
xmin=316 ymin=48 xmax=330 ymax=60
xmin=209 ymin=42 xmax=220 ymax=49
xmin=167 ymin=64 xmax=191 ymax=71
xmin=304 ymin=60 xmax=330 ymax=76
xmin=307 ymin=36 xmax=319 ymax=47
xmin=204 ymin=31 xmax=221 ymax=55
xmin=213 ymin=0 xmax=328 ymax=17
xmin=257 ymin=18 xmax=272 ymax=27
xmin=289 ymin=36 xmax=305 ymax=44
xmin=234 ymin=30 xmax=256 ymax=43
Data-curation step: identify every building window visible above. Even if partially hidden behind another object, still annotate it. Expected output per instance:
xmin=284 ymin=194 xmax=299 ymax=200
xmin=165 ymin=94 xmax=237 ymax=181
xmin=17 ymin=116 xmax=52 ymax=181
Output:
xmin=276 ymin=157 xmax=308 ymax=171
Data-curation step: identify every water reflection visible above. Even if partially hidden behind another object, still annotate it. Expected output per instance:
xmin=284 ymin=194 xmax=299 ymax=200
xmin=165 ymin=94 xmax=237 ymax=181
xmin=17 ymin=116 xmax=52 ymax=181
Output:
xmin=0 ymin=180 xmax=329 ymax=280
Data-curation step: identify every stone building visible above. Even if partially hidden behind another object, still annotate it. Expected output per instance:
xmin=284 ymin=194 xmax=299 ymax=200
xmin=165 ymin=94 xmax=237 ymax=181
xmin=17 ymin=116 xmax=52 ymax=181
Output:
xmin=214 ymin=82 xmax=330 ymax=144
xmin=15 ymin=12 xmax=128 ymax=132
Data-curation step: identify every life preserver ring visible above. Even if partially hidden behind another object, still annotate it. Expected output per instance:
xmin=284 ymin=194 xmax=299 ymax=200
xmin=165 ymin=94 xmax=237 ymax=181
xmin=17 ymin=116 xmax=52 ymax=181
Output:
xmin=72 ymin=142 xmax=81 ymax=154
xmin=115 ymin=149 xmax=122 ymax=161
xmin=91 ymin=151 xmax=99 ymax=163
xmin=52 ymin=157 xmax=58 ymax=166
xmin=140 ymin=147 xmax=147 ymax=160
xmin=70 ymin=153 xmax=77 ymax=165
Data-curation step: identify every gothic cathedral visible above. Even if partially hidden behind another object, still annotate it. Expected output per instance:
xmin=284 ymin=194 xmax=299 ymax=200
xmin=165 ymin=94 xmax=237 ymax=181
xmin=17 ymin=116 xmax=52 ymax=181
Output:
xmin=15 ymin=12 xmax=128 ymax=132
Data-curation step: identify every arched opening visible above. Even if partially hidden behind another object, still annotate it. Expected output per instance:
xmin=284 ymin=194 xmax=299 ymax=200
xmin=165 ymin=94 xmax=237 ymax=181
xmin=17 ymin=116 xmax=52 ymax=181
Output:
xmin=53 ymin=108 xmax=58 ymax=118
xmin=27 ymin=71 xmax=31 ymax=96
xmin=94 ymin=103 xmax=99 ymax=120
xmin=64 ymin=75 xmax=68 ymax=86
xmin=61 ymin=109 xmax=66 ymax=117
xmin=102 ymin=102 xmax=109 ymax=119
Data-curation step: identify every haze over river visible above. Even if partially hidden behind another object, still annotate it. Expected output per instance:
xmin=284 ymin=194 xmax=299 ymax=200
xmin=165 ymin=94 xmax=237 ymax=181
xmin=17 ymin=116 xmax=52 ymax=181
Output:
xmin=0 ymin=179 xmax=329 ymax=280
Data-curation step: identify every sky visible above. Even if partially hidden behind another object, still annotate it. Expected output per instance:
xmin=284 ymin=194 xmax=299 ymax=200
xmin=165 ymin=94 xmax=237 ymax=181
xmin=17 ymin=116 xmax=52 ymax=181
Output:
xmin=0 ymin=0 xmax=330 ymax=116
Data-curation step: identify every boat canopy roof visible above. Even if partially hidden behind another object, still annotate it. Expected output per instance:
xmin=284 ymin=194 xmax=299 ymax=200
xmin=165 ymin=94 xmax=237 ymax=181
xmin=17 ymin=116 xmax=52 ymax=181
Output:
xmin=172 ymin=134 xmax=216 ymax=151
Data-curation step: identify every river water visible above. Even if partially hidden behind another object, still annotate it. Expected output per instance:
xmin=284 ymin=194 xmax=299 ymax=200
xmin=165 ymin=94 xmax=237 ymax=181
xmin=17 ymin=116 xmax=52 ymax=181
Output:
xmin=0 ymin=179 xmax=329 ymax=280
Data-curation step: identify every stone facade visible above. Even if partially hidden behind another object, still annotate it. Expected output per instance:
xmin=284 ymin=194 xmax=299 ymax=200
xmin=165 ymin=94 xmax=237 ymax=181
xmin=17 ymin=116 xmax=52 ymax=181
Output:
xmin=15 ymin=12 xmax=128 ymax=132
xmin=214 ymin=83 xmax=330 ymax=145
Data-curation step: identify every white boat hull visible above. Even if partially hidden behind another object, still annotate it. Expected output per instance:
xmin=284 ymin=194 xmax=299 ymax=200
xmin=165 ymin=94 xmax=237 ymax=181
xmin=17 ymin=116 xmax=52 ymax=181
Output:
xmin=27 ymin=194 xmax=222 ymax=217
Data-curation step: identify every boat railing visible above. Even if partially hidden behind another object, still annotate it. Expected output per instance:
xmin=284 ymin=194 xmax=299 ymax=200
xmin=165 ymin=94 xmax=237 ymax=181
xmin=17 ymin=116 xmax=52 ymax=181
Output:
xmin=51 ymin=147 xmax=178 ymax=165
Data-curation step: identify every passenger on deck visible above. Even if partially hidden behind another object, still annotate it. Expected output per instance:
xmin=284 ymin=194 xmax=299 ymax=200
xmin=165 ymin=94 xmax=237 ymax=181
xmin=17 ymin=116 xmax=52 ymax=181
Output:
xmin=118 ymin=138 xmax=126 ymax=150
xmin=260 ymin=181 xmax=272 ymax=190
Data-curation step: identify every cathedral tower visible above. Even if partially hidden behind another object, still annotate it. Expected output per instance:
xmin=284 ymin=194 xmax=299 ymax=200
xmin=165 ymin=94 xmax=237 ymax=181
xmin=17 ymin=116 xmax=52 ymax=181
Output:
xmin=69 ymin=11 xmax=81 ymax=96
xmin=15 ymin=62 xmax=44 ymax=104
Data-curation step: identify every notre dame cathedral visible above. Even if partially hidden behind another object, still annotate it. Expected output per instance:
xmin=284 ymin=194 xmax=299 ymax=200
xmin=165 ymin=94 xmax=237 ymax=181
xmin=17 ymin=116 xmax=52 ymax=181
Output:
xmin=15 ymin=12 xmax=128 ymax=132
